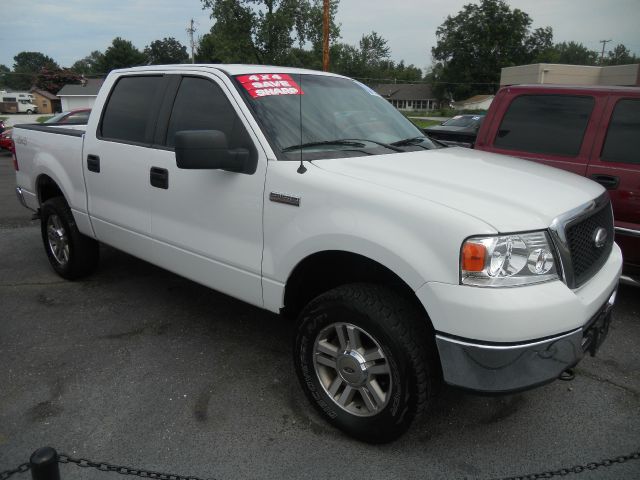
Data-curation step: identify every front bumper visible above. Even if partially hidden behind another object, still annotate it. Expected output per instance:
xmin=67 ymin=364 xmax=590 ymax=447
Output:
xmin=435 ymin=288 xmax=616 ymax=393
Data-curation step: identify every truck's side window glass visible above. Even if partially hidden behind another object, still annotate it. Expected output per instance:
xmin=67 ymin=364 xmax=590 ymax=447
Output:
xmin=101 ymin=76 xmax=162 ymax=143
xmin=165 ymin=77 xmax=249 ymax=149
xmin=601 ymin=99 xmax=639 ymax=165
xmin=494 ymin=95 xmax=594 ymax=156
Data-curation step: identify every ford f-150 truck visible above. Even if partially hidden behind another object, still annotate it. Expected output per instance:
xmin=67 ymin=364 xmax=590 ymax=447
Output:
xmin=13 ymin=65 xmax=621 ymax=443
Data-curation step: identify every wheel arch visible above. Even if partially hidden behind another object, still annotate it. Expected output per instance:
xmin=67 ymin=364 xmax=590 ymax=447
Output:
xmin=282 ymin=250 xmax=433 ymax=329
xmin=36 ymin=174 xmax=66 ymax=206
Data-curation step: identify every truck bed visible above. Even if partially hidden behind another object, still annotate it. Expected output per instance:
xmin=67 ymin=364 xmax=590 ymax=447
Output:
xmin=13 ymin=123 xmax=88 ymax=218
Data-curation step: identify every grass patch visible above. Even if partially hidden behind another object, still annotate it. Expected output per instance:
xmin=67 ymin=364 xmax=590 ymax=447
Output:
xmin=36 ymin=116 xmax=53 ymax=123
xmin=410 ymin=119 xmax=441 ymax=129
xmin=0 ymin=116 xmax=8 ymax=121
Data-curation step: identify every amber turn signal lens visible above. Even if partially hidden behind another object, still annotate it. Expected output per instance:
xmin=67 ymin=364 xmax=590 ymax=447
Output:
xmin=462 ymin=242 xmax=486 ymax=272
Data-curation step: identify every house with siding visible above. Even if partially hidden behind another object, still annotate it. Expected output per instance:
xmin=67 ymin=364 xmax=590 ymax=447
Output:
xmin=373 ymin=83 xmax=440 ymax=111
xmin=57 ymin=78 xmax=104 ymax=111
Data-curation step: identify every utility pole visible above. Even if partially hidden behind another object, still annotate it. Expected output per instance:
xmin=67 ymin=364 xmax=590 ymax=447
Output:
xmin=187 ymin=19 xmax=196 ymax=64
xmin=322 ymin=0 xmax=330 ymax=71
xmin=599 ymin=39 xmax=612 ymax=64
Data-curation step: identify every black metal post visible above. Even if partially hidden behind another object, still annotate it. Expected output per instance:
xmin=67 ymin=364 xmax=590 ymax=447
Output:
xmin=30 ymin=447 xmax=60 ymax=480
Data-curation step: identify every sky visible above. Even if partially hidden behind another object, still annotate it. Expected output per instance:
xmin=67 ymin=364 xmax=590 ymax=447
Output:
xmin=1 ymin=0 xmax=639 ymax=73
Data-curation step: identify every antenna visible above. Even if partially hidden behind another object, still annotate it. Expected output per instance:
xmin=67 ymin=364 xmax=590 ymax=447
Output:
xmin=297 ymin=74 xmax=306 ymax=174
xmin=187 ymin=19 xmax=197 ymax=64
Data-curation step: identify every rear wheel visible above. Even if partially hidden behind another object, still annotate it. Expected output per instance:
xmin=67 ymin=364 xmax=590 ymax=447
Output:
xmin=294 ymin=283 xmax=440 ymax=443
xmin=40 ymin=197 xmax=99 ymax=279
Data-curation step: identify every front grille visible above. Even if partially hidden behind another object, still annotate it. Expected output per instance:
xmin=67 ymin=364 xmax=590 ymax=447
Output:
xmin=565 ymin=202 xmax=614 ymax=288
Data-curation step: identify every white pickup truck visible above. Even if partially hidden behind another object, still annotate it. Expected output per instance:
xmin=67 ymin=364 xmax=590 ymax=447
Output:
xmin=13 ymin=65 xmax=621 ymax=442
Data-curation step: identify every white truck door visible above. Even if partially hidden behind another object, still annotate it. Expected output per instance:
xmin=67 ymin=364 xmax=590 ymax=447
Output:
xmin=83 ymin=75 xmax=166 ymax=263
xmin=146 ymin=74 xmax=267 ymax=308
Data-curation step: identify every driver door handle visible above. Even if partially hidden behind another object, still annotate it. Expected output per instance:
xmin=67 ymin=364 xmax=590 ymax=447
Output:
xmin=150 ymin=167 xmax=168 ymax=189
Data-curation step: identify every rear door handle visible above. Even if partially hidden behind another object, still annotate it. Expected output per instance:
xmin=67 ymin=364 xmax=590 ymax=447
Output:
xmin=150 ymin=167 xmax=168 ymax=189
xmin=87 ymin=154 xmax=100 ymax=173
xmin=590 ymin=174 xmax=619 ymax=190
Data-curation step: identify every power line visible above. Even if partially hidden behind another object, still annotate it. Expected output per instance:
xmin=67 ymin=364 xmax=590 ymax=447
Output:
xmin=186 ymin=19 xmax=197 ymax=64
xmin=599 ymin=39 xmax=612 ymax=63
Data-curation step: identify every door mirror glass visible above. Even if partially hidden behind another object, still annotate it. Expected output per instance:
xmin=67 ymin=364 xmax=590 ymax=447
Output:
xmin=175 ymin=130 xmax=250 ymax=173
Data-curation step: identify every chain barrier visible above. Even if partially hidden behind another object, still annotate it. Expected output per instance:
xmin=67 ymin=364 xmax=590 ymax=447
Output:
xmin=492 ymin=450 xmax=640 ymax=480
xmin=58 ymin=454 xmax=214 ymax=480
xmin=1 ymin=448 xmax=638 ymax=480
xmin=0 ymin=463 xmax=30 ymax=480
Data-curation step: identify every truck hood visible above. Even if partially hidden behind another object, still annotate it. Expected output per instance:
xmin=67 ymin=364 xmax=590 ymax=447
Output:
xmin=311 ymin=147 xmax=604 ymax=232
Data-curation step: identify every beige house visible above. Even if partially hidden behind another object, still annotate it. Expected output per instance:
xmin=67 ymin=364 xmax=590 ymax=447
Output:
xmin=30 ymin=88 xmax=61 ymax=114
xmin=500 ymin=63 xmax=640 ymax=86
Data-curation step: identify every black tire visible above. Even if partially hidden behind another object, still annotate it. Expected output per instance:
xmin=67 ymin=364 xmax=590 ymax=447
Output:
xmin=40 ymin=196 xmax=99 ymax=279
xmin=26 ymin=109 xmax=33 ymax=114
xmin=294 ymin=283 xmax=440 ymax=443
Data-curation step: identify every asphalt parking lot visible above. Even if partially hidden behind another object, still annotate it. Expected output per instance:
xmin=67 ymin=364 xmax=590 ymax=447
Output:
xmin=0 ymin=151 xmax=638 ymax=480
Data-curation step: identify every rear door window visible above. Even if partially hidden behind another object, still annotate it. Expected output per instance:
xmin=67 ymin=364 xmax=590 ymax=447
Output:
xmin=601 ymin=99 xmax=640 ymax=165
xmin=100 ymin=76 xmax=163 ymax=144
xmin=494 ymin=95 xmax=595 ymax=156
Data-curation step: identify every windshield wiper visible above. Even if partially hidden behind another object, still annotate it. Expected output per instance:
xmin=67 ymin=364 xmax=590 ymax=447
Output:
xmin=282 ymin=139 xmax=366 ymax=152
xmin=390 ymin=136 xmax=429 ymax=146
xmin=283 ymin=138 xmax=404 ymax=153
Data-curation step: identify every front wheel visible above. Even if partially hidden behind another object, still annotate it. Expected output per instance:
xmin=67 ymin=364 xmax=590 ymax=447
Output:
xmin=26 ymin=109 xmax=33 ymax=114
xmin=40 ymin=197 xmax=99 ymax=279
xmin=294 ymin=284 xmax=440 ymax=443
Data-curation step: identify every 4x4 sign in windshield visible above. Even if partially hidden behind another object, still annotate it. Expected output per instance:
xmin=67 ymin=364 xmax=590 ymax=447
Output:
xmin=236 ymin=73 xmax=304 ymax=98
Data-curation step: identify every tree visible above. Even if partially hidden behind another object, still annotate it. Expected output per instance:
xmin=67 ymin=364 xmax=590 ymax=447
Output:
xmin=330 ymin=33 xmax=391 ymax=80
xmin=35 ymin=68 xmax=82 ymax=95
xmin=0 ymin=64 xmax=10 ymax=89
xmin=537 ymin=41 xmax=598 ymax=65
xmin=359 ymin=31 xmax=390 ymax=67
xmin=604 ymin=43 xmax=638 ymax=65
xmin=145 ymin=37 xmax=189 ymax=65
xmin=197 ymin=0 xmax=257 ymax=63
xmin=13 ymin=51 xmax=58 ymax=73
xmin=302 ymin=0 xmax=341 ymax=53
xmin=71 ymin=51 xmax=105 ymax=75
xmin=8 ymin=51 xmax=59 ymax=90
xmin=98 ymin=37 xmax=147 ymax=73
xmin=198 ymin=0 xmax=338 ymax=65
xmin=431 ymin=0 xmax=553 ymax=100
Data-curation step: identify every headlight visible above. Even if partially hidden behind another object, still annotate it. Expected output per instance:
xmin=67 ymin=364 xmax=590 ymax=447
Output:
xmin=460 ymin=231 xmax=558 ymax=287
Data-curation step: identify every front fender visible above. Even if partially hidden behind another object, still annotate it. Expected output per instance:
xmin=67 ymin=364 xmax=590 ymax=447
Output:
xmin=262 ymin=161 xmax=494 ymax=312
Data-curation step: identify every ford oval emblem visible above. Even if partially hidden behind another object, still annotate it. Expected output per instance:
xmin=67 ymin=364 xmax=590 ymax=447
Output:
xmin=593 ymin=227 xmax=607 ymax=248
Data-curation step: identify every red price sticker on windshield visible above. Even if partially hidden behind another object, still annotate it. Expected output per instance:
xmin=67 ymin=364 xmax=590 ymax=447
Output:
xmin=236 ymin=73 xmax=304 ymax=98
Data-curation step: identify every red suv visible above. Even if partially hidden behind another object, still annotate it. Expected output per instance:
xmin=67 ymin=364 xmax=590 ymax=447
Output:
xmin=475 ymin=84 xmax=640 ymax=278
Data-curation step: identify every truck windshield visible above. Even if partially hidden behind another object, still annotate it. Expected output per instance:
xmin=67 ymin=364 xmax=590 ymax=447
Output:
xmin=235 ymin=74 xmax=437 ymax=160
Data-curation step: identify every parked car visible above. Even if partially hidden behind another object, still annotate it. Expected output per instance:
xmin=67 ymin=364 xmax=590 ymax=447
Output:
xmin=424 ymin=114 xmax=485 ymax=147
xmin=475 ymin=84 xmax=640 ymax=278
xmin=13 ymin=66 xmax=621 ymax=442
xmin=44 ymin=108 xmax=91 ymax=125
xmin=0 ymin=127 xmax=13 ymax=154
